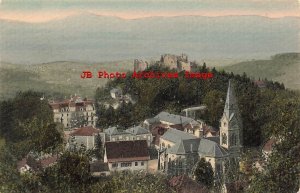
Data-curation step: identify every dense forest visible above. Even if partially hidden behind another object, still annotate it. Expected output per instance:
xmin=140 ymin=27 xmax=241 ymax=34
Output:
xmin=0 ymin=63 xmax=299 ymax=192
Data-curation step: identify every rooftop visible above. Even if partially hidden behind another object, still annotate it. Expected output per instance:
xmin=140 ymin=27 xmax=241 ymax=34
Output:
xmin=126 ymin=126 xmax=150 ymax=135
xmin=155 ymin=111 xmax=196 ymax=126
xmin=105 ymin=140 xmax=149 ymax=162
xmin=161 ymin=128 xmax=198 ymax=143
xmin=70 ymin=126 xmax=100 ymax=136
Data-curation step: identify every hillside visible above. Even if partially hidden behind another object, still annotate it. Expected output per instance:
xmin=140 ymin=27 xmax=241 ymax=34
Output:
xmin=223 ymin=53 xmax=300 ymax=90
xmin=0 ymin=60 xmax=133 ymax=100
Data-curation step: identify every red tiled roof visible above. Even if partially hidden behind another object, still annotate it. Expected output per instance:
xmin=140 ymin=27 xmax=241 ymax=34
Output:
xmin=263 ymin=138 xmax=276 ymax=152
xmin=203 ymin=126 xmax=218 ymax=136
xmin=40 ymin=155 xmax=59 ymax=168
xmin=17 ymin=158 xmax=28 ymax=170
xmin=71 ymin=126 xmax=100 ymax=136
xmin=105 ymin=140 xmax=150 ymax=162
xmin=254 ymin=80 xmax=267 ymax=88
xmin=49 ymin=98 xmax=94 ymax=110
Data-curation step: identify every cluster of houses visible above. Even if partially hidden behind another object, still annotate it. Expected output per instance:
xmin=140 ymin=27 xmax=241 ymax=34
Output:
xmin=17 ymin=80 xmax=247 ymax=191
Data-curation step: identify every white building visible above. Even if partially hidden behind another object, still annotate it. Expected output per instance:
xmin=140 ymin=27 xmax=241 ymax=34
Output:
xmin=69 ymin=126 xmax=105 ymax=150
xmin=49 ymin=96 xmax=97 ymax=129
xmin=104 ymin=140 xmax=150 ymax=172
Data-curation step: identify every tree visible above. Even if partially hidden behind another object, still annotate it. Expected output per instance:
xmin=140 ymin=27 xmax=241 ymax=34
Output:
xmin=93 ymin=134 xmax=104 ymax=160
xmin=193 ymin=158 xmax=214 ymax=188
xmin=203 ymin=90 xmax=225 ymax=128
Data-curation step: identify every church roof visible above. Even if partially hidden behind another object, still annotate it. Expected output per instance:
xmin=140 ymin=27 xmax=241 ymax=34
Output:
xmin=161 ymin=128 xmax=197 ymax=143
xmin=198 ymin=138 xmax=229 ymax=158
xmin=167 ymin=138 xmax=200 ymax=154
xmin=126 ymin=126 xmax=150 ymax=135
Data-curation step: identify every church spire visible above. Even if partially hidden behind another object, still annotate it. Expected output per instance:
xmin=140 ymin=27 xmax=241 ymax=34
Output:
xmin=220 ymin=79 xmax=243 ymax=151
xmin=224 ymin=79 xmax=238 ymax=120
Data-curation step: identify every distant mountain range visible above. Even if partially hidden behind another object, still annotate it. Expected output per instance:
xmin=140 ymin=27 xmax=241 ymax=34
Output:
xmin=1 ymin=14 xmax=299 ymax=64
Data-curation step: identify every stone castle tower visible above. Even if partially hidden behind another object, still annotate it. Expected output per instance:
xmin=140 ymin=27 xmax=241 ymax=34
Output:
xmin=219 ymin=80 xmax=243 ymax=158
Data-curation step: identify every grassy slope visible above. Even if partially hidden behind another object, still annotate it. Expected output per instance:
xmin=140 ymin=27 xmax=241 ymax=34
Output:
xmin=0 ymin=60 xmax=133 ymax=100
xmin=222 ymin=53 xmax=300 ymax=90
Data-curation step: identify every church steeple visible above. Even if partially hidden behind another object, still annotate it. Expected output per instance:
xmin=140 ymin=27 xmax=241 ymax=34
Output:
xmin=224 ymin=80 xmax=239 ymax=120
xmin=220 ymin=80 xmax=242 ymax=156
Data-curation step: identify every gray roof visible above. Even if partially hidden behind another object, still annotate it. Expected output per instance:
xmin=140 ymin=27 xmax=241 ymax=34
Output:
xmin=161 ymin=128 xmax=197 ymax=143
xmin=126 ymin=126 xmax=150 ymax=135
xmin=168 ymin=138 xmax=200 ymax=154
xmin=104 ymin=127 xmax=130 ymax=136
xmin=198 ymin=138 xmax=228 ymax=158
xmin=110 ymin=88 xmax=121 ymax=93
xmin=155 ymin=112 xmax=195 ymax=125
xmin=104 ymin=127 xmax=119 ymax=135
xmin=144 ymin=117 xmax=159 ymax=124
xmin=205 ymin=136 xmax=220 ymax=144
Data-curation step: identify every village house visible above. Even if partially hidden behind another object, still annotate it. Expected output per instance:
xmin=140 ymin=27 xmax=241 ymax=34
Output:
xmin=104 ymin=126 xmax=153 ymax=146
xmin=49 ymin=96 xmax=97 ymax=128
xmin=262 ymin=138 xmax=276 ymax=161
xmin=104 ymin=140 xmax=150 ymax=172
xmin=68 ymin=126 xmax=105 ymax=150
xmin=17 ymin=153 xmax=59 ymax=174
xmin=110 ymin=88 xmax=123 ymax=99
xmin=90 ymin=161 xmax=110 ymax=177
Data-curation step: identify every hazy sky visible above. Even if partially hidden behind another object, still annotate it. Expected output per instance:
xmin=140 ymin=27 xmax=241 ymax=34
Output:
xmin=0 ymin=0 xmax=299 ymax=22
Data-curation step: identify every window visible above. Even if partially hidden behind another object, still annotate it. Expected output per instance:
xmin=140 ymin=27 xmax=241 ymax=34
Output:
xmin=141 ymin=162 xmax=144 ymax=166
xmin=121 ymin=162 xmax=132 ymax=167
xmin=222 ymin=133 xmax=227 ymax=145
xmin=224 ymin=122 xmax=226 ymax=127
xmin=112 ymin=163 xmax=118 ymax=168
xmin=162 ymin=142 xmax=165 ymax=147
xmin=135 ymin=162 xmax=138 ymax=166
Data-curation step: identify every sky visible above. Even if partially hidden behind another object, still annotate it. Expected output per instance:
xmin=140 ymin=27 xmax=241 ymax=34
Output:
xmin=0 ymin=0 xmax=300 ymax=22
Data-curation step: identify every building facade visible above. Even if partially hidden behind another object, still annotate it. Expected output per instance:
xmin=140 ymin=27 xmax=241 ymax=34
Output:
xmin=49 ymin=96 xmax=97 ymax=129
xmin=104 ymin=140 xmax=150 ymax=172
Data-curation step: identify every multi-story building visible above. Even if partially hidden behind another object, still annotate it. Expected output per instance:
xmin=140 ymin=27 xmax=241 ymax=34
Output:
xmin=49 ymin=96 xmax=97 ymax=128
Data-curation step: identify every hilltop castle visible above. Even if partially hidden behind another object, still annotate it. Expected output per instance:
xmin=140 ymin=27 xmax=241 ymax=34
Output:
xmin=134 ymin=53 xmax=198 ymax=72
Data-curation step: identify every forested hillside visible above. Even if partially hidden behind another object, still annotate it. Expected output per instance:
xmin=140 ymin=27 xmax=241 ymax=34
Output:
xmin=223 ymin=53 xmax=300 ymax=90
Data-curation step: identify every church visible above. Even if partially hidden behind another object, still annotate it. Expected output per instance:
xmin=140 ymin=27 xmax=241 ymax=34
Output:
xmin=157 ymin=80 xmax=243 ymax=180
